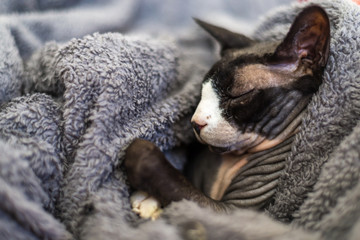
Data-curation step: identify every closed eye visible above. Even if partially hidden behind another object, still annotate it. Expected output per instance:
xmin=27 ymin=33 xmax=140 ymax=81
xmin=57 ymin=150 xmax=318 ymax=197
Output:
xmin=229 ymin=89 xmax=255 ymax=100
xmin=227 ymin=88 xmax=259 ymax=108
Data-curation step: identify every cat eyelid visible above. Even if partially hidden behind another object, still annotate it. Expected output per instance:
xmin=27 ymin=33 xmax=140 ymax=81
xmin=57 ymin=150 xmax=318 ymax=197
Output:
xmin=228 ymin=88 xmax=255 ymax=99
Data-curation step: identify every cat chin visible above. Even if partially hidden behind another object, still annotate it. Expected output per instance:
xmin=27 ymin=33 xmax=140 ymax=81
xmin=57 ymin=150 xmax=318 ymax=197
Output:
xmin=194 ymin=129 xmax=238 ymax=150
xmin=197 ymin=131 xmax=265 ymax=155
xmin=194 ymin=131 xmax=232 ymax=153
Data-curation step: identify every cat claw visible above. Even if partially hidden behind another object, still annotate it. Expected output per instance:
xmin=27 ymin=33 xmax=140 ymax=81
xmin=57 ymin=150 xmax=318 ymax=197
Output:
xmin=130 ymin=191 xmax=163 ymax=220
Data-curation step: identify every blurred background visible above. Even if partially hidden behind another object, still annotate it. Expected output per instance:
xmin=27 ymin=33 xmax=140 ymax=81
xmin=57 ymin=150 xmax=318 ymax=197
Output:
xmin=131 ymin=0 xmax=294 ymax=34
xmin=0 ymin=0 xmax=296 ymax=62
xmin=1 ymin=0 xmax=295 ymax=36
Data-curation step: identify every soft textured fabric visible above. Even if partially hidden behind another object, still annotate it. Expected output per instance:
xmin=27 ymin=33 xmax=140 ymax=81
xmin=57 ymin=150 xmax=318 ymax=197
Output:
xmin=0 ymin=0 xmax=359 ymax=239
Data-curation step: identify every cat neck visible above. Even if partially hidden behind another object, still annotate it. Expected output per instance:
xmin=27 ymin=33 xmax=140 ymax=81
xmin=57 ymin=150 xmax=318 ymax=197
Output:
xmin=208 ymin=109 xmax=305 ymax=203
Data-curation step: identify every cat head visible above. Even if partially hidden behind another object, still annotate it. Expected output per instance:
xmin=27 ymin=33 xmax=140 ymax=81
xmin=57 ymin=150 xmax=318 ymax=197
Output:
xmin=191 ymin=5 xmax=330 ymax=154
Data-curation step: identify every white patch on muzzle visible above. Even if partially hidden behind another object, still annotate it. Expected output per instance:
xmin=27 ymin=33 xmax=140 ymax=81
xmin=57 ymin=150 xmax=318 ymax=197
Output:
xmin=191 ymin=81 xmax=237 ymax=147
xmin=191 ymin=80 xmax=263 ymax=152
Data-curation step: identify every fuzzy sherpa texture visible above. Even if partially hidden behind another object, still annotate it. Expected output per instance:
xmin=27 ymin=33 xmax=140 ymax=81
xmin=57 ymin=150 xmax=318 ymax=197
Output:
xmin=0 ymin=0 xmax=360 ymax=240
xmin=253 ymin=0 xmax=360 ymax=224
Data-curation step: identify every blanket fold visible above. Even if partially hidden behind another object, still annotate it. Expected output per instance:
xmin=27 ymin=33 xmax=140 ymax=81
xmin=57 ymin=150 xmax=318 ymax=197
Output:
xmin=0 ymin=0 xmax=360 ymax=239
xmin=53 ymin=32 xmax=207 ymax=234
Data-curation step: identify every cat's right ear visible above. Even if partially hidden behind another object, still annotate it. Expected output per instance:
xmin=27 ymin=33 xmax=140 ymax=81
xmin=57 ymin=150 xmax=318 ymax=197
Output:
xmin=194 ymin=18 xmax=254 ymax=56
xmin=270 ymin=5 xmax=330 ymax=74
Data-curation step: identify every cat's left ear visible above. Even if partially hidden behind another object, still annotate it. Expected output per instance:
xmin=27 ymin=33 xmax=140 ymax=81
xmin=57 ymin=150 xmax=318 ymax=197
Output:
xmin=271 ymin=5 xmax=330 ymax=73
xmin=194 ymin=18 xmax=254 ymax=56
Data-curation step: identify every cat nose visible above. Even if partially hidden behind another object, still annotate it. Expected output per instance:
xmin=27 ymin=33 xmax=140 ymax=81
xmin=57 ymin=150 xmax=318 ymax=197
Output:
xmin=191 ymin=121 xmax=207 ymax=135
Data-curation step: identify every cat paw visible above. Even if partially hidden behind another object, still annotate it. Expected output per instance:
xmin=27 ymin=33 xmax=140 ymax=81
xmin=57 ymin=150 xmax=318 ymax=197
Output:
xmin=130 ymin=191 xmax=163 ymax=220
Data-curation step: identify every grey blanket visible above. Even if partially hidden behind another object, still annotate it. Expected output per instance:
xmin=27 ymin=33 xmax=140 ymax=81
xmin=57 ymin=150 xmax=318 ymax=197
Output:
xmin=1 ymin=0 xmax=360 ymax=239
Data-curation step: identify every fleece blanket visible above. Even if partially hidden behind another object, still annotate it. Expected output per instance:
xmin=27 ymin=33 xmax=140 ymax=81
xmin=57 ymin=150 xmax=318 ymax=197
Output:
xmin=1 ymin=0 xmax=360 ymax=239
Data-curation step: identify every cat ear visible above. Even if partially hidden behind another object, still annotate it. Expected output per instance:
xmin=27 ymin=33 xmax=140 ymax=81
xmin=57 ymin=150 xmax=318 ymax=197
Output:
xmin=194 ymin=18 xmax=254 ymax=55
xmin=271 ymin=5 xmax=330 ymax=73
